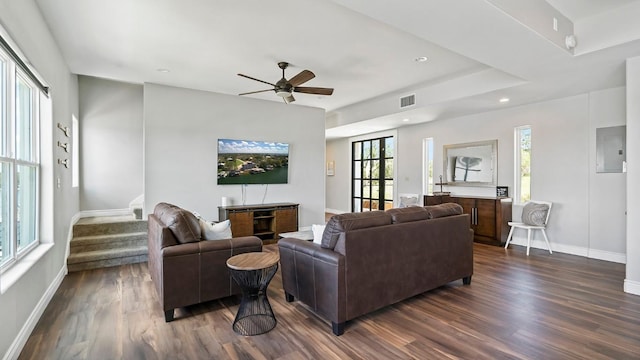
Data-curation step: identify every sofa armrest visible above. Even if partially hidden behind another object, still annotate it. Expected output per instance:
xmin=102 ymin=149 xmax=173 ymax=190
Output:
xmin=278 ymin=238 xmax=346 ymax=325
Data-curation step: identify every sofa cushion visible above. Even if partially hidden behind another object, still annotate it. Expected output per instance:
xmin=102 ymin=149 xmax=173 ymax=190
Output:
xmin=321 ymin=211 xmax=392 ymax=250
xmin=159 ymin=206 xmax=201 ymax=244
xmin=385 ymin=206 xmax=430 ymax=223
xmin=154 ymin=202 xmax=178 ymax=218
xmin=521 ymin=202 xmax=549 ymax=226
xmin=200 ymin=219 xmax=232 ymax=240
xmin=425 ymin=203 xmax=463 ymax=219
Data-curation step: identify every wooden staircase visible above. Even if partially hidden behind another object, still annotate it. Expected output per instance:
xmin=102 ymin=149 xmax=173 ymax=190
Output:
xmin=67 ymin=215 xmax=148 ymax=272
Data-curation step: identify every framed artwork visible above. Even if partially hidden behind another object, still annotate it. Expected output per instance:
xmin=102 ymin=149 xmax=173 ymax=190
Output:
xmin=327 ymin=161 xmax=335 ymax=176
xmin=496 ymin=186 xmax=509 ymax=197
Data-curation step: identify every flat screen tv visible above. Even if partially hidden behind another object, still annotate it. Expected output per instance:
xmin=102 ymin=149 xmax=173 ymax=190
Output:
xmin=217 ymin=138 xmax=289 ymax=185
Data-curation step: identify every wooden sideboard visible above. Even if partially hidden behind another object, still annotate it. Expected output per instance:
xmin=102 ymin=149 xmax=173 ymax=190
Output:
xmin=424 ymin=195 xmax=512 ymax=246
xmin=218 ymin=203 xmax=299 ymax=244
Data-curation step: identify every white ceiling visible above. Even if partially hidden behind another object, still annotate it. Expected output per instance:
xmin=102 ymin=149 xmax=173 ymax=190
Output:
xmin=34 ymin=0 xmax=640 ymax=139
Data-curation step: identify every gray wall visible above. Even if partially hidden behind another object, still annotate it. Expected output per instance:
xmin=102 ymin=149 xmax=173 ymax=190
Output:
xmin=78 ymin=76 xmax=144 ymax=211
xmin=326 ymin=88 xmax=628 ymax=263
xmin=0 ymin=0 xmax=79 ymax=358
xmin=143 ymin=83 xmax=326 ymax=228
xmin=326 ymin=138 xmax=351 ymax=213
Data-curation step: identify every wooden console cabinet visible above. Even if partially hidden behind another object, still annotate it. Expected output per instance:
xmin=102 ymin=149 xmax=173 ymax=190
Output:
xmin=424 ymin=195 xmax=512 ymax=246
xmin=218 ymin=203 xmax=299 ymax=244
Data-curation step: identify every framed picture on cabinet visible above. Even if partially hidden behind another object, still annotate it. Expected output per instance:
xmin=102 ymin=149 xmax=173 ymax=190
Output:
xmin=496 ymin=186 xmax=509 ymax=198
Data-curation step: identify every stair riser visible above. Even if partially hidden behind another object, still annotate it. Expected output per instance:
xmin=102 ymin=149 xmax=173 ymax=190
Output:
xmin=67 ymin=254 xmax=148 ymax=272
xmin=70 ymin=238 xmax=148 ymax=253
xmin=73 ymin=220 xmax=148 ymax=237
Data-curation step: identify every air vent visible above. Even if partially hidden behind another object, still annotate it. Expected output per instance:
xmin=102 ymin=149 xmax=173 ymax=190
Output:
xmin=400 ymin=94 xmax=415 ymax=108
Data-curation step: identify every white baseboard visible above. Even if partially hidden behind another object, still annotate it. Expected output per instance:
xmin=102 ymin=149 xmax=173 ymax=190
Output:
xmin=624 ymin=280 xmax=640 ymax=296
xmin=325 ymin=208 xmax=347 ymax=214
xmin=588 ymin=248 xmax=627 ymax=264
xmin=3 ymin=266 xmax=66 ymax=360
xmin=78 ymin=208 xmax=132 ymax=218
xmin=508 ymin=236 xmax=626 ymax=264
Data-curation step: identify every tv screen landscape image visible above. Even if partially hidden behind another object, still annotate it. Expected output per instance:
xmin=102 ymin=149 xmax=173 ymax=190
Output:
xmin=217 ymin=139 xmax=289 ymax=185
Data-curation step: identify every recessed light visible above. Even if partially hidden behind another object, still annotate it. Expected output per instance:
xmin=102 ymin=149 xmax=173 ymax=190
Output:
xmin=402 ymin=118 xmax=410 ymax=122
xmin=499 ymin=97 xmax=510 ymax=103
xmin=157 ymin=68 xmax=170 ymax=73
xmin=414 ymin=56 xmax=428 ymax=62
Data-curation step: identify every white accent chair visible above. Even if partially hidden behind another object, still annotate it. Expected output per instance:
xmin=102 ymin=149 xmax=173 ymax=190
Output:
xmin=504 ymin=200 xmax=553 ymax=256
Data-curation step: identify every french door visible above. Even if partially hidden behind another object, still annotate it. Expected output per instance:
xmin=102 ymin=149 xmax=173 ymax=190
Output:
xmin=352 ymin=136 xmax=394 ymax=212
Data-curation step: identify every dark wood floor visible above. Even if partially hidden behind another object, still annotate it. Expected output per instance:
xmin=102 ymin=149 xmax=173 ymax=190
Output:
xmin=19 ymin=243 xmax=640 ymax=359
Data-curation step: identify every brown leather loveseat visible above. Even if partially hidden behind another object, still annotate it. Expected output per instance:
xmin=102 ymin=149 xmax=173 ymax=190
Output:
xmin=278 ymin=203 xmax=473 ymax=335
xmin=147 ymin=202 xmax=262 ymax=321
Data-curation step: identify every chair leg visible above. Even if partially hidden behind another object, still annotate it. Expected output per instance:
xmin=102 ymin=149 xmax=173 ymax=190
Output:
xmin=541 ymin=229 xmax=552 ymax=254
xmin=526 ymin=229 xmax=532 ymax=256
xmin=505 ymin=226 xmax=515 ymax=249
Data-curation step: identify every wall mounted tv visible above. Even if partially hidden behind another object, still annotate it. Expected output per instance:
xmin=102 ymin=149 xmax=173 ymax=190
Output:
xmin=217 ymin=138 xmax=289 ymax=185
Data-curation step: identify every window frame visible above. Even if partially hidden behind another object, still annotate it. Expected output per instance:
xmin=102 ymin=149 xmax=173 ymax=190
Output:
xmin=514 ymin=125 xmax=531 ymax=204
xmin=0 ymin=46 xmax=41 ymax=271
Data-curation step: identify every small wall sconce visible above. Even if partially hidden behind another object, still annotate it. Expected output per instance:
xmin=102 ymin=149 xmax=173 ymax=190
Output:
xmin=57 ymin=141 xmax=69 ymax=152
xmin=57 ymin=158 xmax=69 ymax=168
xmin=57 ymin=123 xmax=70 ymax=137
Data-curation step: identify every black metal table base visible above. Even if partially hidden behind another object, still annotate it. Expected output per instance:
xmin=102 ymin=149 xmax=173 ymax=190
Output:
xmin=229 ymin=263 xmax=278 ymax=336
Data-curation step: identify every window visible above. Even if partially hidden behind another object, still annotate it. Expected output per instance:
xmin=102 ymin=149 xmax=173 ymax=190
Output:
xmin=515 ymin=126 xmax=531 ymax=204
xmin=352 ymin=136 xmax=394 ymax=212
xmin=0 ymin=45 xmax=41 ymax=269
xmin=423 ymin=138 xmax=434 ymax=195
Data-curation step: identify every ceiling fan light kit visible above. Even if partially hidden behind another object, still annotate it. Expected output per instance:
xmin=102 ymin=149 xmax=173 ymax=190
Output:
xmin=238 ymin=62 xmax=334 ymax=104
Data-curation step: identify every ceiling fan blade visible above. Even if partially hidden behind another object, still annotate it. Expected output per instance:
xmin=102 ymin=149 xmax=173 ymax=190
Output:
xmin=294 ymin=86 xmax=334 ymax=96
xmin=288 ymin=70 xmax=315 ymax=86
xmin=238 ymin=89 xmax=273 ymax=96
xmin=283 ymin=94 xmax=296 ymax=103
xmin=237 ymin=73 xmax=276 ymax=87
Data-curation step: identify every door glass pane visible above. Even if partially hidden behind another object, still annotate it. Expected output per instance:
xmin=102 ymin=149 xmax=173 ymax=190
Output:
xmin=353 ymin=180 xmax=361 ymax=197
xmin=16 ymin=76 xmax=34 ymax=161
xmin=363 ymin=141 xmax=371 ymax=159
xmin=353 ymin=198 xmax=361 ymax=212
xmin=385 ymin=159 xmax=393 ymax=178
xmin=372 ymin=140 xmax=380 ymax=159
xmin=362 ymin=180 xmax=370 ymax=198
xmin=353 ymin=142 xmax=361 ymax=160
xmin=363 ymin=160 xmax=371 ymax=179
xmin=372 ymin=160 xmax=379 ymax=179
xmin=0 ymin=162 xmax=11 ymax=264
xmin=17 ymin=164 xmax=37 ymax=251
xmin=385 ymin=137 xmax=394 ymax=158
xmin=371 ymin=180 xmax=380 ymax=199
xmin=362 ymin=199 xmax=371 ymax=211
xmin=354 ymin=160 xmax=361 ymax=179
xmin=385 ymin=180 xmax=394 ymax=200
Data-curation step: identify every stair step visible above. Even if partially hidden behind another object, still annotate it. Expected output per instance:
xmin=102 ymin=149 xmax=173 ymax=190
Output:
xmin=73 ymin=218 xmax=147 ymax=237
xmin=67 ymin=246 xmax=148 ymax=265
xmin=70 ymin=232 xmax=147 ymax=253
xmin=67 ymin=254 xmax=148 ymax=272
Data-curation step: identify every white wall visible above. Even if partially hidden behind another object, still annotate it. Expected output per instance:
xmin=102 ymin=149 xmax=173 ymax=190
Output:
xmin=626 ymin=57 xmax=640 ymax=295
xmin=78 ymin=76 xmax=143 ymax=211
xmin=143 ymin=83 xmax=326 ymax=227
xmin=326 ymin=89 xmax=628 ymax=262
xmin=326 ymin=138 xmax=351 ymax=213
xmin=0 ymin=1 xmax=79 ymax=358
xmin=588 ymin=87 xmax=627 ymax=260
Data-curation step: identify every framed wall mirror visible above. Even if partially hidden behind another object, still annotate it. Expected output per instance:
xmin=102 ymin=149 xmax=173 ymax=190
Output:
xmin=444 ymin=140 xmax=497 ymax=187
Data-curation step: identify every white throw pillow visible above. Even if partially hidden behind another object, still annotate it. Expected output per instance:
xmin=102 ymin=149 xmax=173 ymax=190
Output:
xmin=200 ymin=219 xmax=232 ymax=240
xmin=312 ymin=224 xmax=326 ymax=245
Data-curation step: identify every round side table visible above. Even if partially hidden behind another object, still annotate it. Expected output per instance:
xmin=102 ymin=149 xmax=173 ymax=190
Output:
xmin=226 ymin=252 xmax=280 ymax=336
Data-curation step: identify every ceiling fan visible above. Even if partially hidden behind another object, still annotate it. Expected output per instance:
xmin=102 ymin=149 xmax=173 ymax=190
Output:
xmin=238 ymin=62 xmax=334 ymax=104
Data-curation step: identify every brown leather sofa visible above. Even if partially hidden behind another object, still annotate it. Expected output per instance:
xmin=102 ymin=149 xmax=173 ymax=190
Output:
xmin=278 ymin=204 xmax=473 ymax=335
xmin=147 ymin=202 xmax=263 ymax=321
